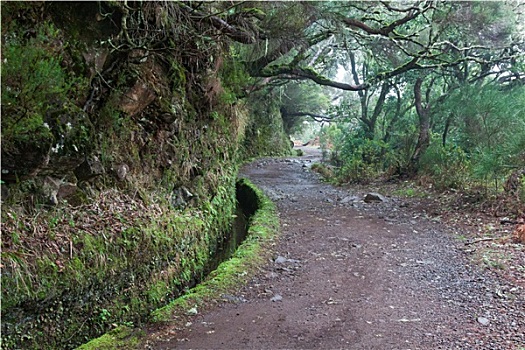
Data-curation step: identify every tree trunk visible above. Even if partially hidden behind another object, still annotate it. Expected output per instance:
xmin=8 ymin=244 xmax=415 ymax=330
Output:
xmin=383 ymin=84 xmax=402 ymax=143
xmin=366 ymin=81 xmax=389 ymax=138
xmin=442 ymin=113 xmax=453 ymax=147
xmin=410 ymin=77 xmax=431 ymax=171
xmin=349 ymin=53 xmax=389 ymax=139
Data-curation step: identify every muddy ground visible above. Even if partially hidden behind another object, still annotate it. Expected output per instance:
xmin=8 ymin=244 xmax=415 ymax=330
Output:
xmin=147 ymin=147 xmax=524 ymax=350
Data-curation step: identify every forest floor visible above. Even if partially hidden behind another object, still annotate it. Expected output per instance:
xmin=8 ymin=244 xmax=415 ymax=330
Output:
xmin=145 ymin=146 xmax=525 ymax=350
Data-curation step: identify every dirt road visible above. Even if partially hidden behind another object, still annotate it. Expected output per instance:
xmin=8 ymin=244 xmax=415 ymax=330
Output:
xmin=151 ymin=147 xmax=524 ymax=349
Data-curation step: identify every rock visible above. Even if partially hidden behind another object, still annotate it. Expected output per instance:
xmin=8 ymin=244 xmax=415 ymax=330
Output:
xmin=1 ymin=141 xmax=52 ymax=183
xmin=171 ymin=186 xmax=194 ymax=210
xmin=287 ymin=258 xmax=301 ymax=264
xmin=42 ymin=155 xmax=85 ymax=178
xmin=266 ymin=272 xmax=279 ymax=279
xmin=364 ymin=192 xmax=387 ymax=203
xmin=275 ymin=256 xmax=287 ymax=264
xmin=42 ymin=176 xmax=61 ymax=205
xmin=74 ymin=156 xmax=104 ymax=181
xmin=477 ymin=317 xmax=490 ymax=326
xmin=340 ymin=196 xmax=358 ymax=204
xmin=118 ymin=81 xmax=156 ymax=117
xmin=57 ymin=182 xmax=78 ymax=200
xmin=397 ymin=318 xmax=421 ymax=322
xmin=42 ymin=177 xmax=86 ymax=205
xmin=55 ymin=181 xmax=88 ymax=206
xmin=220 ymin=294 xmax=247 ymax=303
xmin=82 ymin=47 xmax=109 ymax=80
xmin=115 ymin=163 xmax=129 ymax=181
xmin=270 ymin=294 xmax=282 ymax=302
xmin=186 ymin=306 xmax=198 ymax=315
xmin=128 ymin=48 xmax=149 ymax=63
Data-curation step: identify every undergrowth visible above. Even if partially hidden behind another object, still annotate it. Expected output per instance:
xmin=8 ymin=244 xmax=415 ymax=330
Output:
xmin=1 ymin=173 xmax=238 ymax=349
xmin=78 ymin=178 xmax=280 ymax=349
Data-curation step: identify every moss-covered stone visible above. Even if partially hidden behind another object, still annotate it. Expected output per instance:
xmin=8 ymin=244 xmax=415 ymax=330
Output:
xmin=76 ymin=326 xmax=144 ymax=350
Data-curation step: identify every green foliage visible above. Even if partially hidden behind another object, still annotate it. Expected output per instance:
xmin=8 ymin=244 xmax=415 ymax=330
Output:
xmin=220 ymin=50 xmax=253 ymax=101
xmin=1 ymin=21 xmax=89 ymax=154
xmin=441 ymin=83 xmax=525 ymax=190
xmin=168 ymin=59 xmax=187 ymax=96
xmin=311 ymin=163 xmax=333 ymax=180
xmin=242 ymin=89 xmax=293 ymax=158
xmin=279 ymin=82 xmax=330 ymax=133
xmin=327 ymin=125 xmax=396 ymax=183
xmin=419 ymin=140 xmax=470 ymax=190
xmin=391 ymin=186 xmax=428 ymax=198
xmin=293 ymin=120 xmax=322 ymax=144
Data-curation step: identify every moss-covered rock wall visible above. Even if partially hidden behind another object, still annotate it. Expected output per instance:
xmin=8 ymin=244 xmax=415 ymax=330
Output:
xmin=0 ymin=2 xmax=266 ymax=349
xmin=243 ymin=88 xmax=294 ymax=158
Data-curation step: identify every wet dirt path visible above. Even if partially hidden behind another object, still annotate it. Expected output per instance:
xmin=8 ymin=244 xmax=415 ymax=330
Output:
xmin=150 ymin=147 xmax=525 ymax=350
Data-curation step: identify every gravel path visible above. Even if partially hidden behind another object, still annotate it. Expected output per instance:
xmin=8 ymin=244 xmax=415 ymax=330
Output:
xmin=150 ymin=148 xmax=525 ymax=349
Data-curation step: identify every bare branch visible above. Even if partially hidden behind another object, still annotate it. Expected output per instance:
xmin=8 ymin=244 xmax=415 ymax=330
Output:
xmin=380 ymin=1 xmax=423 ymax=13
xmin=342 ymin=1 xmax=433 ymax=39
xmin=259 ymin=66 xmax=368 ymax=91
xmin=284 ymin=111 xmax=335 ymax=122
xmin=179 ymin=3 xmax=257 ymax=44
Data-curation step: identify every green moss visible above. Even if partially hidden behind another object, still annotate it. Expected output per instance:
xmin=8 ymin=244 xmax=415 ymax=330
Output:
xmin=147 ymin=280 xmax=170 ymax=304
xmin=1 ymin=176 xmax=239 ymax=348
xmin=150 ymin=178 xmax=279 ymax=323
xmin=242 ymin=90 xmax=293 ymax=158
xmin=76 ymin=326 xmax=144 ymax=350
xmin=168 ymin=59 xmax=187 ymax=95
xmin=219 ymin=53 xmax=253 ymax=100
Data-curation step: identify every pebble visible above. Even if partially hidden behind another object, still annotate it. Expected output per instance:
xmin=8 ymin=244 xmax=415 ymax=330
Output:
xmin=477 ymin=316 xmax=490 ymax=326
xmin=275 ymin=256 xmax=287 ymax=264
xmin=271 ymin=294 xmax=283 ymax=302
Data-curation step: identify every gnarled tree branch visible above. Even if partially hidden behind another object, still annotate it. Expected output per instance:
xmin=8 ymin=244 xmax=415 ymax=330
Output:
xmin=260 ymin=66 xmax=368 ymax=91
xmin=282 ymin=111 xmax=334 ymax=122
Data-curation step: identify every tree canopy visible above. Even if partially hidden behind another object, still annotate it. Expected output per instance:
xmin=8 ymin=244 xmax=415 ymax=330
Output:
xmin=200 ymin=0 xmax=524 ymax=201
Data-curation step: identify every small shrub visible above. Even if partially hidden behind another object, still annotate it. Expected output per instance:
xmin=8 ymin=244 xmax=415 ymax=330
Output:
xmin=333 ymin=135 xmax=394 ymax=184
xmin=1 ymin=21 xmax=90 ymax=159
xmin=419 ymin=142 xmax=470 ymax=191
xmin=311 ymin=163 xmax=333 ymax=179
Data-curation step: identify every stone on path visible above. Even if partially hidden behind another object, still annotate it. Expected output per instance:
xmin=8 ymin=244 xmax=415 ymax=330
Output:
xmin=477 ymin=317 xmax=490 ymax=326
xmin=364 ymin=192 xmax=387 ymax=203
xmin=340 ymin=196 xmax=359 ymax=204
xmin=275 ymin=256 xmax=287 ymax=264
xmin=270 ymin=294 xmax=283 ymax=302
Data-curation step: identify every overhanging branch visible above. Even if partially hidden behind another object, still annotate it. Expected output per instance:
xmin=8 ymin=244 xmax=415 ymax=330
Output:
xmin=284 ymin=111 xmax=335 ymax=122
xmin=260 ymin=66 xmax=368 ymax=91
xmin=179 ymin=3 xmax=258 ymax=44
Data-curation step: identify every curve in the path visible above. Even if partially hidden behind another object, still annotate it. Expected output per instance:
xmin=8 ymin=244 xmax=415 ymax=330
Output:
xmin=151 ymin=150 xmax=525 ymax=350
